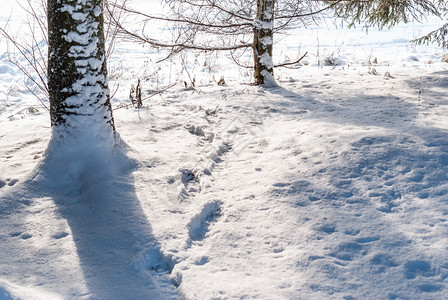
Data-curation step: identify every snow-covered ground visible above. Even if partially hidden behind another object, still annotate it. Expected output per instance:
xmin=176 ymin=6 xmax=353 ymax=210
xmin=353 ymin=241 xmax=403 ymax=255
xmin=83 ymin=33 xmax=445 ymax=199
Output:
xmin=1 ymin=1 xmax=448 ymax=299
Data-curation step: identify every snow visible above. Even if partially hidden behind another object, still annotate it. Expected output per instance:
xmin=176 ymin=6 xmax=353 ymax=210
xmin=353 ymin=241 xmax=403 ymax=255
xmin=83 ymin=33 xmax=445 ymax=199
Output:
xmin=259 ymin=52 xmax=274 ymax=70
xmin=0 ymin=279 xmax=63 ymax=300
xmin=254 ymin=20 xmax=274 ymax=30
xmin=1 ymin=0 xmax=448 ymax=299
xmin=260 ymin=69 xmax=277 ymax=87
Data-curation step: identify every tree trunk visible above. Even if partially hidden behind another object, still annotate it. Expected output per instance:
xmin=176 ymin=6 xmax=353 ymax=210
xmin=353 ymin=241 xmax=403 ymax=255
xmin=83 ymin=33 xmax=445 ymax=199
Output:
xmin=253 ymin=0 xmax=275 ymax=86
xmin=47 ymin=0 xmax=115 ymax=141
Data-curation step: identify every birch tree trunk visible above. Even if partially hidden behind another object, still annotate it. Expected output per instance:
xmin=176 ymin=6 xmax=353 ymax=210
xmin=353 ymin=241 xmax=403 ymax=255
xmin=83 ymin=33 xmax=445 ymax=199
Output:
xmin=253 ymin=0 xmax=275 ymax=86
xmin=47 ymin=0 xmax=115 ymax=142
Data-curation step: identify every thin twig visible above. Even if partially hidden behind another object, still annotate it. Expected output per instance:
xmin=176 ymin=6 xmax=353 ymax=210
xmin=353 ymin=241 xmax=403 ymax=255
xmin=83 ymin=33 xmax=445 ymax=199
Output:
xmin=275 ymin=51 xmax=308 ymax=68
xmin=113 ymin=82 xmax=177 ymax=110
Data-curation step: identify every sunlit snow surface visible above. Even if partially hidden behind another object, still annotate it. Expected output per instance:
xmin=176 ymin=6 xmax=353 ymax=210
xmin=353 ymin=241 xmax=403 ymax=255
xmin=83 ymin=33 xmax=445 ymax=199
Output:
xmin=1 ymin=0 xmax=448 ymax=299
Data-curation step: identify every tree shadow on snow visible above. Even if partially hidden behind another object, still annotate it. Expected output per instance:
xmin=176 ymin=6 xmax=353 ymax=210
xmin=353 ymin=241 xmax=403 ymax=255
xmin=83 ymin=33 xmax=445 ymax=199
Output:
xmin=265 ymin=71 xmax=448 ymax=218
xmin=266 ymin=71 xmax=448 ymax=147
xmin=0 ymin=139 xmax=178 ymax=299
xmin=261 ymin=73 xmax=448 ymax=297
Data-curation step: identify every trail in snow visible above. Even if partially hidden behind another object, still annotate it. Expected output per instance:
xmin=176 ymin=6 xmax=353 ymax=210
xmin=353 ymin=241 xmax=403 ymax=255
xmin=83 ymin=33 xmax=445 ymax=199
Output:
xmin=1 ymin=1 xmax=448 ymax=298
xmin=2 ymin=61 xmax=448 ymax=299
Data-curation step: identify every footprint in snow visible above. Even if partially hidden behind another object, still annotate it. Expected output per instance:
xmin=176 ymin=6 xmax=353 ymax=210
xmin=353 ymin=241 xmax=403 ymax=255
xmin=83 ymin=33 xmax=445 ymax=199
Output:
xmin=0 ymin=178 xmax=18 ymax=188
xmin=185 ymin=123 xmax=214 ymax=142
xmin=329 ymin=242 xmax=365 ymax=262
xmin=20 ymin=233 xmax=32 ymax=240
xmin=371 ymin=253 xmax=399 ymax=266
xmin=193 ymin=256 xmax=209 ymax=266
xmin=355 ymin=236 xmax=380 ymax=243
xmin=318 ymin=224 xmax=336 ymax=234
xmin=417 ymin=284 xmax=443 ymax=293
xmin=404 ymin=260 xmax=435 ymax=279
xmin=4 ymin=178 xmax=19 ymax=187
xmin=9 ymin=231 xmax=32 ymax=240
xmin=344 ymin=229 xmax=360 ymax=236
xmin=188 ymin=201 xmax=222 ymax=243
xmin=330 ymin=237 xmax=380 ymax=262
xmin=370 ymin=253 xmax=399 ymax=274
xmin=52 ymin=232 xmax=69 ymax=239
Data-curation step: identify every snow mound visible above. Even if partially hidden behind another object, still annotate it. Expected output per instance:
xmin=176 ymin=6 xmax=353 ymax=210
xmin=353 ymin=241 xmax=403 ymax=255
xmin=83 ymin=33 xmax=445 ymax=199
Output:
xmin=0 ymin=280 xmax=62 ymax=300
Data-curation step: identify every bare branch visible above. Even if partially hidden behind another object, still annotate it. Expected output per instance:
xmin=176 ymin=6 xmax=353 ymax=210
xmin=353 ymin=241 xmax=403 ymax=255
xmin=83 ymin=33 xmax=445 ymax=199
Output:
xmin=274 ymin=51 xmax=308 ymax=68
xmin=113 ymin=82 xmax=177 ymax=110
xmin=111 ymin=3 xmax=253 ymax=29
xmin=107 ymin=5 xmax=252 ymax=52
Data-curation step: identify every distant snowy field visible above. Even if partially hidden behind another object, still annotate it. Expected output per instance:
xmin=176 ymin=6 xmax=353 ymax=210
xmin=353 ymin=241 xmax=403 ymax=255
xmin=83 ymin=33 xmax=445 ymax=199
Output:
xmin=1 ymin=1 xmax=448 ymax=299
